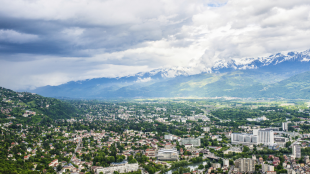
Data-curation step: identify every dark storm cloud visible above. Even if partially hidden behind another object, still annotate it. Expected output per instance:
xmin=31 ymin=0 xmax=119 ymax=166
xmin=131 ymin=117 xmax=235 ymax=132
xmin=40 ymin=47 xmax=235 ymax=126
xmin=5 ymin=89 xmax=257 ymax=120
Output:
xmin=0 ymin=0 xmax=196 ymax=59
xmin=0 ymin=17 xmax=193 ymax=59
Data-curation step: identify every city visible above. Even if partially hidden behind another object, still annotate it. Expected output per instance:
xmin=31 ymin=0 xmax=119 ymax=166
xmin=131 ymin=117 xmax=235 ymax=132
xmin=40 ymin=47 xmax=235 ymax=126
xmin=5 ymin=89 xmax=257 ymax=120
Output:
xmin=1 ymin=87 xmax=310 ymax=174
xmin=1 ymin=0 xmax=310 ymax=174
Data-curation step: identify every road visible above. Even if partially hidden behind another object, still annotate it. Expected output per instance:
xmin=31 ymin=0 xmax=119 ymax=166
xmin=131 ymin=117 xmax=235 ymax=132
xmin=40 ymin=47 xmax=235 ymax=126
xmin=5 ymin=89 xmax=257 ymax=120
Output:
xmin=228 ymin=165 xmax=234 ymax=174
xmin=70 ymin=138 xmax=82 ymax=162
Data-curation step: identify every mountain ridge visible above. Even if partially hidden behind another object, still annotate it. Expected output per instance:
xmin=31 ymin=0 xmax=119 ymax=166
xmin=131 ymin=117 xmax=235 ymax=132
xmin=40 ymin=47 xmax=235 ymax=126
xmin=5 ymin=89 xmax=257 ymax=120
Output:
xmin=31 ymin=49 xmax=310 ymax=99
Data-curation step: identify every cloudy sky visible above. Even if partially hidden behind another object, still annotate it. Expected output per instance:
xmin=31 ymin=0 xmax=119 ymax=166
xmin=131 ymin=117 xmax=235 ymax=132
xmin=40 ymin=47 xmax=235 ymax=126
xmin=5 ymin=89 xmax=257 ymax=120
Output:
xmin=0 ymin=0 xmax=310 ymax=90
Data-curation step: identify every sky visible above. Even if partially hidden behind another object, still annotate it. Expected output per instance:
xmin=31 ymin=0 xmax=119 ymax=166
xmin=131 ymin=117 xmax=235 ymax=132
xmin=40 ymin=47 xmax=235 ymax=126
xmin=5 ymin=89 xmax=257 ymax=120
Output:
xmin=0 ymin=0 xmax=310 ymax=90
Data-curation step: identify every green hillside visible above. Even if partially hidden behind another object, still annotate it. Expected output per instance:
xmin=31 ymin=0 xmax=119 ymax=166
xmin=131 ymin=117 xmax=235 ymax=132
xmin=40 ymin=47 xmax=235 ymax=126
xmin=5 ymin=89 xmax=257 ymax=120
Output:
xmin=260 ymin=71 xmax=310 ymax=99
xmin=0 ymin=87 xmax=80 ymax=124
xmin=113 ymin=70 xmax=310 ymax=99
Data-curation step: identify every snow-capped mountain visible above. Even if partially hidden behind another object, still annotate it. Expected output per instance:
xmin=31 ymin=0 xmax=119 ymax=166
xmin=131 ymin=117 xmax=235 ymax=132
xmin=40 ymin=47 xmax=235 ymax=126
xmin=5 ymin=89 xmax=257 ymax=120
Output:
xmin=31 ymin=49 xmax=310 ymax=99
xmin=212 ymin=49 xmax=310 ymax=71
xmin=135 ymin=49 xmax=310 ymax=79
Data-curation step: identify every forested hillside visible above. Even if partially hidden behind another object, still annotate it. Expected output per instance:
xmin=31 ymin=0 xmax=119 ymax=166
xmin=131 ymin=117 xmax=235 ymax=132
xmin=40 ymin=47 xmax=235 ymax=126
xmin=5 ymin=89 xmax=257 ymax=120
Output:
xmin=0 ymin=87 xmax=81 ymax=124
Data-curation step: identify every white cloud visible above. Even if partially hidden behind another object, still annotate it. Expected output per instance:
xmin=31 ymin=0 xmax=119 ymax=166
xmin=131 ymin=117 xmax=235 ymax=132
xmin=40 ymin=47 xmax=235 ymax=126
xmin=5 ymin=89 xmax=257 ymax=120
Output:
xmin=0 ymin=55 xmax=153 ymax=90
xmin=0 ymin=0 xmax=310 ymax=90
xmin=0 ymin=0 xmax=203 ymax=26
xmin=0 ymin=29 xmax=39 ymax=43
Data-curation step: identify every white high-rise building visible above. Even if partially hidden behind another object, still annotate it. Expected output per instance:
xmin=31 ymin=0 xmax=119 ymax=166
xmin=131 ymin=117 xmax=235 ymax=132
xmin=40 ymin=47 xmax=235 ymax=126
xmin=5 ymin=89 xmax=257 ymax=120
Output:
xmin=293 ymin=144 xmax=301 ymax=158
xmin=231 ymin=129 xmax=274 ymax=145
xmin=258 ymin=129 xmax=274 ymax=145
xmin=223 ymin=158 xmax=229 ymax=167
xmin=235 ymin=158 xmax=255 ymax=173
xmin=262 ymin=164 xmax=274 ymax=173
xmin=253 ymin=129 xmax=259 ymax=136
xmin=282 ymin=122 xmax=288 ymax=131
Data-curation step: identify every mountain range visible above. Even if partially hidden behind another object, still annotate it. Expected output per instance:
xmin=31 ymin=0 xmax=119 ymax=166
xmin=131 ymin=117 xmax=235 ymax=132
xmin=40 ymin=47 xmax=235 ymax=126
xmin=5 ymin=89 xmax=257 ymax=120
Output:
xmin=31 ymin=49 xmax=310 ymax=99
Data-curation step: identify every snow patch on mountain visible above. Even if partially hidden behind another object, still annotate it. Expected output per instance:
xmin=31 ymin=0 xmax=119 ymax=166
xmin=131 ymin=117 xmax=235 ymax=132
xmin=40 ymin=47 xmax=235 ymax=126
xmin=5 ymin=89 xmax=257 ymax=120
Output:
xmin=135 ymin=77 xmax=152 ymax=83
xmin=212 ymin=49 xmax=310 ymax=70
xmin=134 ymin=49 xmax=310 ymax=79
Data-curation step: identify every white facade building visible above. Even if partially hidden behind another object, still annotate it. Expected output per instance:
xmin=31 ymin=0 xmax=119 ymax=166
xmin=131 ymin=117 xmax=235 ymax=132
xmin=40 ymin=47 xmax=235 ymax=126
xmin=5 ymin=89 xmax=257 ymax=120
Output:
xmin=223 ymin=159 xmax=229 ymax=167
xmin=231 ymin=133 xmax=258 ymax=145
xmin=212 ymin=163 xmax=221 ymax=169
xmin=282 ymin=122 xmax=288 ymax=131
xmin=231 ymin=129 xmax=274 ymax=145
xmin=257 ymin=129 xmax=274 ymax=145
xmin=235 ymin=158 xmax=255 ymax=173
xmin=262 ymin=164 xmax=274 ymax=173
xmin=96 ymin=161 xmax=139 ymax=174
xmin=292 ymin=144 xmax=301 ymax=158
xmin=157 ymin=148 xmax=178 ymax=161
xmin=164 ymin=134 xmax=173 ymax=140
xmin=203 ymin=127 xmax=210 ymax=132
xmin=180 ymin=138 xmax=201 ymax=147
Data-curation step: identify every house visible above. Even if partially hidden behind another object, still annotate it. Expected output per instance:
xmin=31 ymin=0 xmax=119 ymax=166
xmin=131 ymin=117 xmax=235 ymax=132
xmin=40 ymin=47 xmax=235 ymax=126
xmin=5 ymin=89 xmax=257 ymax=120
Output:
xmin=48 ymin=159 xmax=59 ymax=167
xmin=151 ymin=142 xmax=158 ymax=149
xmin=145 ymin=148 xmax=156 ymax=158
xmin=27 ymin=147 xmax=32 ymax=153
xmin=208 ymin=146 xmax=222 ymax=151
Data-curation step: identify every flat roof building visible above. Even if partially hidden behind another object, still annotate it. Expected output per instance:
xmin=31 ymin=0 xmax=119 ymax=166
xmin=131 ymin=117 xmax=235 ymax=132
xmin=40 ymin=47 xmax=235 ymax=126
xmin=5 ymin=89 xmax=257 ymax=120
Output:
xmin=231 ymin=129 xmax=274 ymax=146
xmin=180 ymin=138 xmax=201 ymax=147
xmin=157 ymin=148 xmax=178 ymax=161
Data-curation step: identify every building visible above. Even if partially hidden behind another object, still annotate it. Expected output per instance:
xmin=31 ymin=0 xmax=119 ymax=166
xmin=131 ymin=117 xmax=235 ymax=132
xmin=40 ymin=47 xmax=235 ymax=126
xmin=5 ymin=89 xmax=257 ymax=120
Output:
xmin=274 ymin=137 xmax=289 ymax=147
xmin=268 ymin=144 xmax=280 ymax=150
xmin=180 ymin=118 xmax=187 ymax=123
xmin=292 ymin=144 xmax=301 ymax=158
xmin=234 ymin=158 xmax=255 ymax=173
xmin=157 ymin=148 xmax=178 ymax=161
xmin=203 ymin=127 xmax=210 ymax=132
xmin=304 ymin=156 xmax=309 ymax=163
xmin=223 ymin=159 xmax=229 ymax=167
xmin=231 ymin=129 xmax=274 ymax=145
xmin=282 ymin=122 xmax=288 ymax=131
xmin=208 ymin=146 xmax=222 ymax=151
xmin=48 ymin=159 xmax=58 ymax=167
xmin=262 ymin=164 xmax=274 ymax=173
xmin=180 ymin=138 xmax=201 ymax=147
xmin=212 ymin=163 xmax=221 ymax=169
xmin=145 ymin=148 xmax=156 ymax=158
xmin=223 ymin=147 xmax=242 ymax=154
xmin=96 ymin=161 xmax=139 ymax=174
xmin=231 ymin=133 xmax=258 ymax=145
xmin=266 ymin=172 xmax=277 ymax=174
xmin=247 ymin=116 xmax=269 ymax=122
xmin=257 ymin=129 xmax=274 ymax=145
xmin=287 ymin=169 xmax=296 ymax=174
xmin=164 ymin=134 xmax=173 ymax=140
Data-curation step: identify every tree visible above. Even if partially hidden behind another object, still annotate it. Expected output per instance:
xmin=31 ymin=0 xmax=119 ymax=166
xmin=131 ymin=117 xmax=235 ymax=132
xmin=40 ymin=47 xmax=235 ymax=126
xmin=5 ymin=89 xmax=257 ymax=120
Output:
xmin=57 ymin=164 xmax=62 ymax=171
xmin=243 ymin=146 xmax=250 ymax=153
